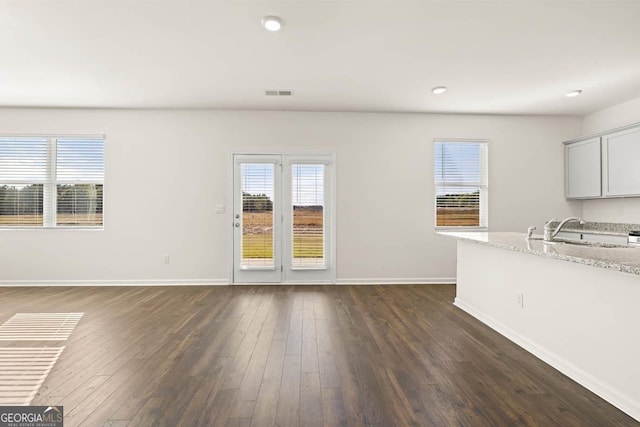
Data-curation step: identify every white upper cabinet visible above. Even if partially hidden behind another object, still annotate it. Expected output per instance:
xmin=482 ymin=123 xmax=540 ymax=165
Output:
xmin=603 ymin=126 xmax=640 ymax=197
xmin=565 ymin=137 xmax=601 ymax=199
xmin=564 ymin=122 xmax=640 ymax=199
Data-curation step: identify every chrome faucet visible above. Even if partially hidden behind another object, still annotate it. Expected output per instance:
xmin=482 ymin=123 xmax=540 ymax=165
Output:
xmin=543 ymin=217 xmax=586 ymax=242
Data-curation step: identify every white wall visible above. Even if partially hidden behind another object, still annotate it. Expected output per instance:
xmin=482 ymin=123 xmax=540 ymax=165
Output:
xmin=581 ymin=96 xmax=640 ymax=223
xmin=582 ymin=96 xmax=640 ymax=135
xmin=0 ymin=108 xmax=581 ymax=284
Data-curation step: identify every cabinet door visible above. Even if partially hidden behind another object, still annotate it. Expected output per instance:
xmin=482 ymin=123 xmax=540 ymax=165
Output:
xmin=604 ymin=127 xmax=640 ymax=197
xmin=565 ymin=137 xmax=601 ymax=199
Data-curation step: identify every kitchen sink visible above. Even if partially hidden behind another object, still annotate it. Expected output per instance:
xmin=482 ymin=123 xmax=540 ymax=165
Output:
xmin=527 ymin=235 xmax=634 ymax=249
xmin=554 ymin=239 xmax=629 ymax=249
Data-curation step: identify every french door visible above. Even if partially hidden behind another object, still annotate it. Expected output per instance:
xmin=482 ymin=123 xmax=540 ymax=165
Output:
xmin=232 ymin=154 xmax=335 ymax=284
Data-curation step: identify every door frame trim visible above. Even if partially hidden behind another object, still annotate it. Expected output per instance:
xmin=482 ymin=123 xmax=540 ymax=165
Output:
xmin=227 ymin=150 xmax=337 ymax=284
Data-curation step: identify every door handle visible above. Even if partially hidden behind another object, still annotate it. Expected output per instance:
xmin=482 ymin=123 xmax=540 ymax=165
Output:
xmin=234 ymin=223 xmax=240 ymax=227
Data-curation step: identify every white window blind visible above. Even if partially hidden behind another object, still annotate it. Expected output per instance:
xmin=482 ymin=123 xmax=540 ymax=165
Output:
xmin=291 ymin=164 xmax=325 ymax=268
xmin=56 ymin=139 xmax=105 ymax=182
xmin=240 ymin=163 xmax=275 ymax=267
xmin=0 ymin=136 xmax=104 ymax=228
xmin=434 ymin=141 xmax=488 ymax=228
xmin=55 ymin=139 xmax=104 ymax=227
xmin=0 ymin=138 xmax=47 ymax=226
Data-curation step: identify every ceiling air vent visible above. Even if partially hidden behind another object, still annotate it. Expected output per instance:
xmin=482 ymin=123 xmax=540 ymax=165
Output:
xmin=265 ymin=89 xmax=293 ymax=96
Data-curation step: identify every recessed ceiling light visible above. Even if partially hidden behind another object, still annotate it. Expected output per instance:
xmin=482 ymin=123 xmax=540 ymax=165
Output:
xmin=431 ymin=86 xmax=447 ymax=95
xmin=261 ymin=16 xmax=283 ymax=32
xmin=566 ymin=90 xmax=582 ymax=97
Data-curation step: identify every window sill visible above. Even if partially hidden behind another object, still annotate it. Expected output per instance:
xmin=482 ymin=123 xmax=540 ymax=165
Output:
xmin=0 ymin=227 xmax=104 ymax=231
xmin=435 ymin=226 xmax=488 ymax=232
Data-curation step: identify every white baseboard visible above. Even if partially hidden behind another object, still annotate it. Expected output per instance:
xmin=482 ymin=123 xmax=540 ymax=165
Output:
xmin=335 ymin=278 xmax=456 ymax=285
xmin=0 ymin=278 xmax=456 ymax=286
xmin=0 ymin=279 xmax=229 ymax=287
xmin=454 ymin=298 xmax=640 ymax=422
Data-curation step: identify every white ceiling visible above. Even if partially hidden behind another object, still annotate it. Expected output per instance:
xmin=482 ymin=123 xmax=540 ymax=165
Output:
xmin=1 ymin=0 xmax=639 ymax=116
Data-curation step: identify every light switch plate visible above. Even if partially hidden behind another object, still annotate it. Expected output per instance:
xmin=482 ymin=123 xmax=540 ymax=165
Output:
xmin=215 ymin=204 xmax=225 ymax=214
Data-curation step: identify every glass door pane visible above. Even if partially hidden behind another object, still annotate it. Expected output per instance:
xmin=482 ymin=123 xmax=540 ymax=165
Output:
xmin=291 ymin=164 xmax=325 ymax=269
xmin=241 ymin=163 xmax=275 ymax=268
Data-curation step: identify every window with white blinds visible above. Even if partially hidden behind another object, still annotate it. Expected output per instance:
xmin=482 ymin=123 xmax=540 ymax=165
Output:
xmin=434 ymin=141 xmax=488 ymax=228
xmin=0 ymin=136 xmax=104 ymax=228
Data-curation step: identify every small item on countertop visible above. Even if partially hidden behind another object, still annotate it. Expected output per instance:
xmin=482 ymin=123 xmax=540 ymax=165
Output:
xmin=629 ymin=230 xmax=640 ymax=236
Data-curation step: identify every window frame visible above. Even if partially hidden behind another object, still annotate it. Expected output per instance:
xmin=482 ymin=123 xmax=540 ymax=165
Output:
xmin=0 ymin=134 xmax=105 ymax=230
xmin=434 ymin=139 xmax=489 ymax=231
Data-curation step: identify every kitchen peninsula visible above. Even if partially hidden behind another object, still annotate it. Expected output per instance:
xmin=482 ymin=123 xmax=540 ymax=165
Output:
xmin=441 ymin=231 xmax=640 ymax=422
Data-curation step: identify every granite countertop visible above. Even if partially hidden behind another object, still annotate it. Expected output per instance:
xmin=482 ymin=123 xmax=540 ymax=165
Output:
xmin=439 ymin=231 xmax=640 ymax=276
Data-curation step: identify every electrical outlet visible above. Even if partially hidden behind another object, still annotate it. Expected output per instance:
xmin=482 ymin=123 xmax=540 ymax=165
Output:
xmin=617 ymin=206 xmax=625 ymax=216
xmin=516 ymin=293 xmax=524 ymax=308
xmin=163 ymin=255 xmax=170 ymax=264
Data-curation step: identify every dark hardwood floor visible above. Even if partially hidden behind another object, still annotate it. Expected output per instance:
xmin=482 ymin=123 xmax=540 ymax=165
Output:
xmin=0 ymin=285 xmax=636 ymax=426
